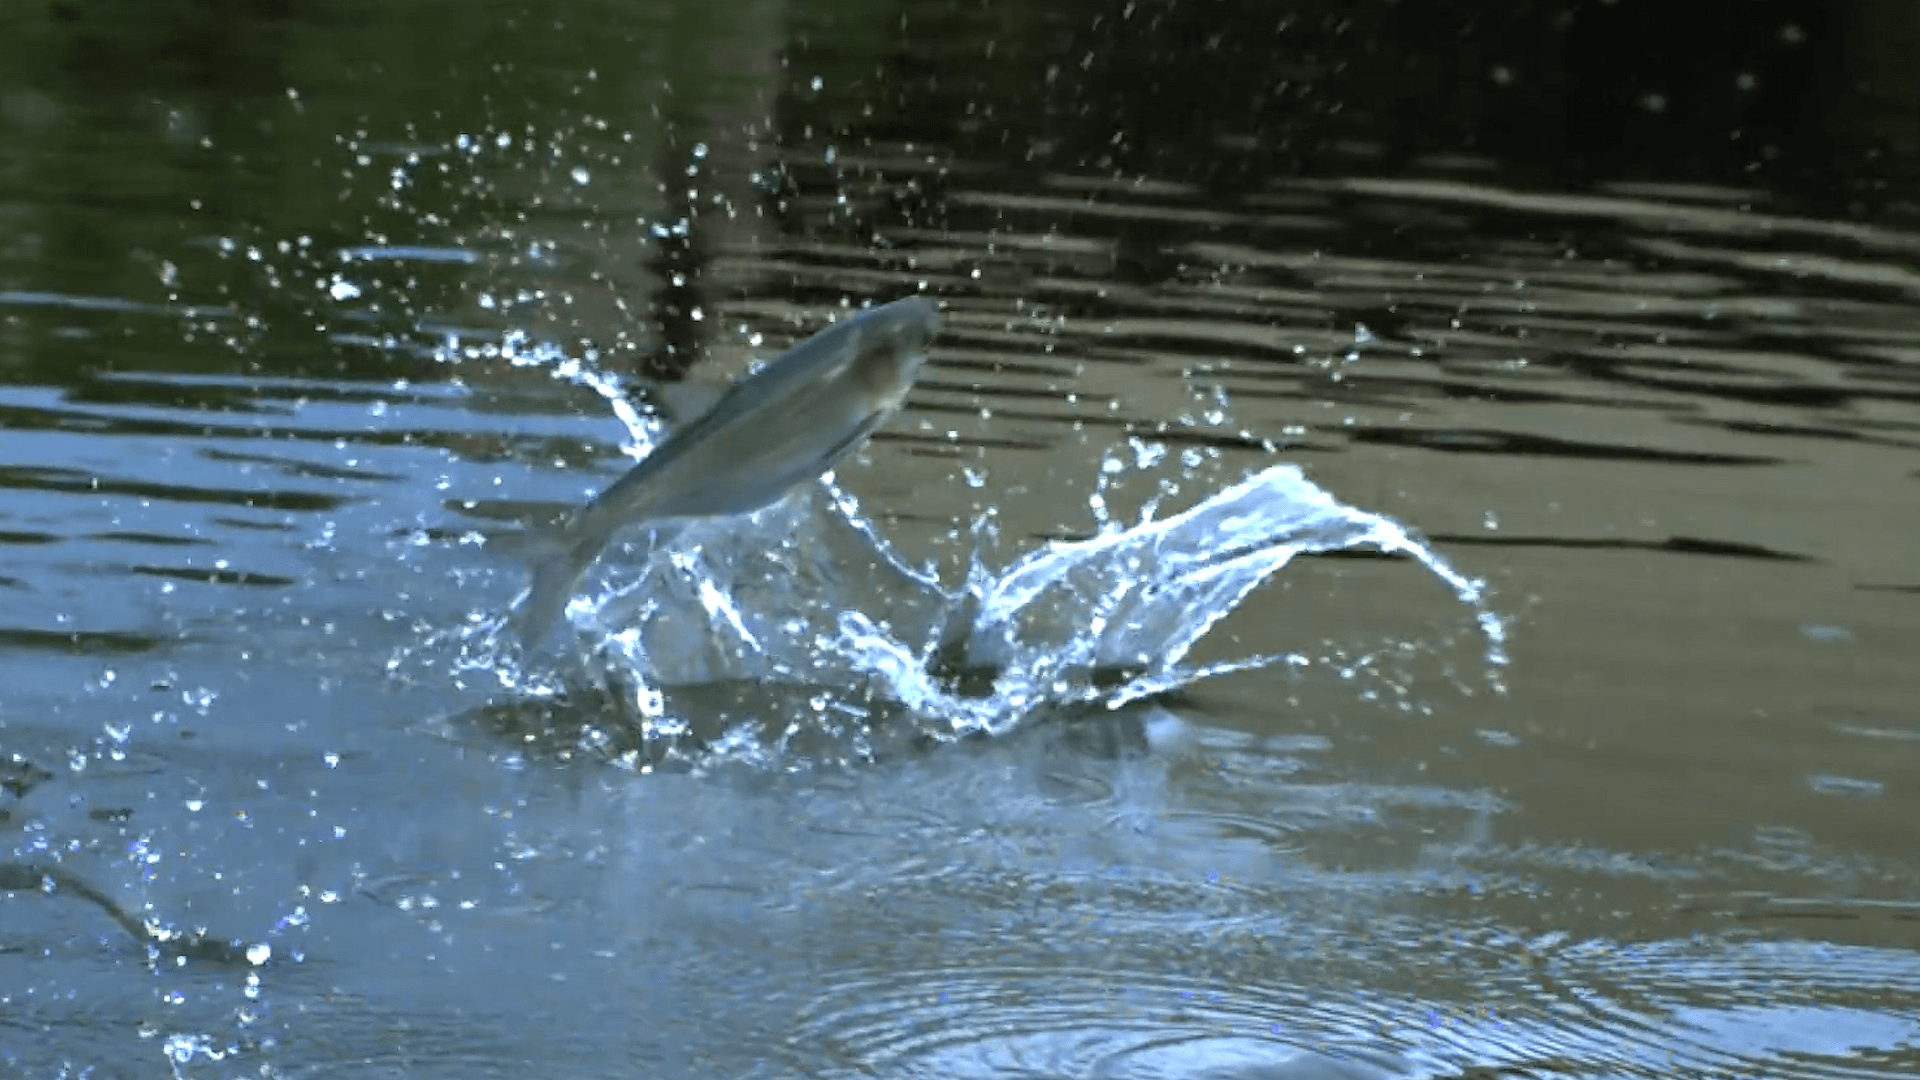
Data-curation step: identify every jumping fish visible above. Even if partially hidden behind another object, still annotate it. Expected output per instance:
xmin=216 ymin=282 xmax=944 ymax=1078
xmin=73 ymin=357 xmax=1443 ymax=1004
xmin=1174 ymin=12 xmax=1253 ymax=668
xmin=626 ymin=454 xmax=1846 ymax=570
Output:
xmin=508 ymin=294 xmax=942 ymax=647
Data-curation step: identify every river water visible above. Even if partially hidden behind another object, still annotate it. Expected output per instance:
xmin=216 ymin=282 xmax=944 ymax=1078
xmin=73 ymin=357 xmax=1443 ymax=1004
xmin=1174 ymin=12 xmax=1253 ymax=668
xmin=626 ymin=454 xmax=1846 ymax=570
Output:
xmin=3 ymin=1 xmax=1918 ymax=1077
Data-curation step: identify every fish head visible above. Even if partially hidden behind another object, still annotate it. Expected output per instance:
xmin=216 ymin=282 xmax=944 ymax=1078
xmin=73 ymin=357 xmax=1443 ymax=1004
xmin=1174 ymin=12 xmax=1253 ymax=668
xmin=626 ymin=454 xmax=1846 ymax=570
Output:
xmin=845 ymin=295 xmax=941 ymax=411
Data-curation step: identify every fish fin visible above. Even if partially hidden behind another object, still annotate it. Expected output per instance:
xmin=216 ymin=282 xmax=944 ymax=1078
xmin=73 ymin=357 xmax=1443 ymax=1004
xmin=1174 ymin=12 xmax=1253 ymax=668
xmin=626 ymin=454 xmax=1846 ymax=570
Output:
xmin=506 ymin=517 xmax=690 ymax=649
xmin=505 ymin=528 xmax=600 ymax=650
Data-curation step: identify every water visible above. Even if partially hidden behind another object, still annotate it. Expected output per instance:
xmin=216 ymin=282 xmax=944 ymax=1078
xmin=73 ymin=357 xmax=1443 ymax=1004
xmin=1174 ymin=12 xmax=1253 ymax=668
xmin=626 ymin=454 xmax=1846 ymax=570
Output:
xmin=4 ymin=1 xmax=1919 ymax=1077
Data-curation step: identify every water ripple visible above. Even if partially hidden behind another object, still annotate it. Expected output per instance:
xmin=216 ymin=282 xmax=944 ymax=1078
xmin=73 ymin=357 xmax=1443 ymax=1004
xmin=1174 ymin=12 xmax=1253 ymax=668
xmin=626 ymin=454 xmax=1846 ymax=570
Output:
xmin=787 ymin=931 xmax=1920 ymax=1079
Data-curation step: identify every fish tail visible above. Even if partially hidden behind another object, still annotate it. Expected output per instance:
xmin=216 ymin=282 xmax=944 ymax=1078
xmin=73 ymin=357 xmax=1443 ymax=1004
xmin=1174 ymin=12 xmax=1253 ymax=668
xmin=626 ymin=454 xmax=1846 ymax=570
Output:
xmin=508 ymin=533 xmax=601 ymax=649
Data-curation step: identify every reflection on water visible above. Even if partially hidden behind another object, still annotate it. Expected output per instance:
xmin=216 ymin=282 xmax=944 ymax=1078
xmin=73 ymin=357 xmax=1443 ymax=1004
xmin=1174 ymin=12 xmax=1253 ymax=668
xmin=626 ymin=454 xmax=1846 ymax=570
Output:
xmin=3 ymin=0 xmax=1920 ymax=1077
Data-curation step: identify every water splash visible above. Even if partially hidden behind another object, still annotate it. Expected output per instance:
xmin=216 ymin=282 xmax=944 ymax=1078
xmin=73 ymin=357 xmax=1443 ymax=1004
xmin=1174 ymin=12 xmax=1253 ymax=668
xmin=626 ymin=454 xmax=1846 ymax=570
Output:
xmin=950 ymin=461 xmax=1506 ymax=709
xmin=429 ymin=378 xmax=1506 ymax=769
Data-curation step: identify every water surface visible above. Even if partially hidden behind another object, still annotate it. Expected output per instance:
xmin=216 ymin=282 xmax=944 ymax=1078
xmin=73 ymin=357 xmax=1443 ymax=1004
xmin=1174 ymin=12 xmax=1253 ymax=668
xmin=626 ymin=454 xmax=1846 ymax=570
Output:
xmin=3 ymin=1 xmax=1918 ymax=1077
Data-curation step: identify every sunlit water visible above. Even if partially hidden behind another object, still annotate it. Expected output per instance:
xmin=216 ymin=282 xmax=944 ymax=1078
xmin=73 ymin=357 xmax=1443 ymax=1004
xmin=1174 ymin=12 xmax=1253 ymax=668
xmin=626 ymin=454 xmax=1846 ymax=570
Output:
xmin=5 ymin=1 xmax=1920 ymax=1077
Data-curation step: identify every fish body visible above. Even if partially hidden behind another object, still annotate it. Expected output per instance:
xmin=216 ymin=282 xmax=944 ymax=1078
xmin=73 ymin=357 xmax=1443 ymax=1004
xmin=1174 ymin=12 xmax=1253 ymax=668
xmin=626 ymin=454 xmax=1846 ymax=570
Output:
xmin=509 ymin=295 xmax=941 ymax=647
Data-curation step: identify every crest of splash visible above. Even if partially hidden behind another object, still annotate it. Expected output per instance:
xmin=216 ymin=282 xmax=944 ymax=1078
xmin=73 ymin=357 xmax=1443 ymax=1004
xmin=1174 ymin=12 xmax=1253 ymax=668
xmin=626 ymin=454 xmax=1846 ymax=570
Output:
xmin=949 ymin=458 xmax=1507 ymax=709
xmin=543 ymin=462 xmax=1504 ymax=749
xmin=431 ymin=330 xmax=1508 ymax=754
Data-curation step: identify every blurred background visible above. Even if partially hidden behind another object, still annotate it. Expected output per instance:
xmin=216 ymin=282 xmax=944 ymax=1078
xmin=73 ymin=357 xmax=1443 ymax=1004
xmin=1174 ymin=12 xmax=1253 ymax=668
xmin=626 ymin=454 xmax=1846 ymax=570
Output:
xmin=2 ymin=1 xmax=1917 ymax=1077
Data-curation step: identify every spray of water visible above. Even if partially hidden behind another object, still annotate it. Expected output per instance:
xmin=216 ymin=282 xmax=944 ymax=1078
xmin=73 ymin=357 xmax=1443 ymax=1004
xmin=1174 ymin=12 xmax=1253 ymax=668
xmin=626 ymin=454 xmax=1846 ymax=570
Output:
xmin=402 ymin=325 xmax=1508 ymax=770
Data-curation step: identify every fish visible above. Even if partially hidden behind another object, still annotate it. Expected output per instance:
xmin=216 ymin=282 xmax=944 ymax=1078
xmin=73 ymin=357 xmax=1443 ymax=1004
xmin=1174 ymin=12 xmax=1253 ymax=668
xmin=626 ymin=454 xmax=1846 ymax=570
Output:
xmin=507 ymin=294 xmax=942 ymax=648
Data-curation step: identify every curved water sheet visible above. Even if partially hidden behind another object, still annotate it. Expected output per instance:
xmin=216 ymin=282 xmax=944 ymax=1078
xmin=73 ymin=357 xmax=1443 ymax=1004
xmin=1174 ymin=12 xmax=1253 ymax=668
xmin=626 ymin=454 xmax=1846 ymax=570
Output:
xmin=437 ymin=338 xmax=1507 ymax=766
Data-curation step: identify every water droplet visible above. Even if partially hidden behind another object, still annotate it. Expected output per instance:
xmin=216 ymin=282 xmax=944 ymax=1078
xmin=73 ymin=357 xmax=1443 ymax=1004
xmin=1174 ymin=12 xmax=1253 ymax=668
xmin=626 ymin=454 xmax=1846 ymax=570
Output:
xmin=1130 ymin=438 xmax=1167 ymax=469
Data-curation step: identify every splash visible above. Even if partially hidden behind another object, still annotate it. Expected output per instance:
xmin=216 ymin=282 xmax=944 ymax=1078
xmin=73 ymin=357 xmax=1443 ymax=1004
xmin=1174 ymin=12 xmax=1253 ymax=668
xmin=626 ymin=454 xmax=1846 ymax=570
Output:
xmin=437 ymin=405 xmax=1505 ymax=769
xmin=944 ymin=459 xmax=1507 ymax=713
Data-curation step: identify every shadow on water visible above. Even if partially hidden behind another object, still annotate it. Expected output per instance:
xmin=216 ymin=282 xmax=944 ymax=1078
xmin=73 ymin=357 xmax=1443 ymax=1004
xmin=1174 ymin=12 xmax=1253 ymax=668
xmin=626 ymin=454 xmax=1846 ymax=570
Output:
xmin=0 ymin=859 xmax=257 ymax=967
xmin=3 ymin=0 xmax=1920 ymax=1077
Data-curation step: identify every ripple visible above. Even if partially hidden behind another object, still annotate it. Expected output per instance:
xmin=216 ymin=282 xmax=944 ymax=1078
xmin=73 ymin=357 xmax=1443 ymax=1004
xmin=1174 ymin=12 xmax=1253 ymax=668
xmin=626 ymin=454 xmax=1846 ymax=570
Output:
xmin=1835 ymin=724 xmax=1920 ymax=744
xmin=787 ymin=929 xmax=1920 ymax=1079
xmin=0 ymin=464 xmax=350 ymax=512
xmin=89 ymin=530 xmax=216 ymax=548
xmin=1808 ymin=775 xmax=1887 ymax=799
xmin=1431 ymin=532 xmax=1815 ymax=563
xmin=1347 ymin=425 xmax=1781 ymax=465
xmin=0 ymin=629 xmax=168 ymax=654
xmin=1514 ymin=933 xmax=1920 ymax=1078
xmin=129 ymin=564 xmax=297 ymax=589
xmin=0 ymin=289 xmax=235 ymax=320
xmin=1305 ymin=177 xmax=1920 ymax=254
xmin=337 ymin=244 xmax=483 ymax=265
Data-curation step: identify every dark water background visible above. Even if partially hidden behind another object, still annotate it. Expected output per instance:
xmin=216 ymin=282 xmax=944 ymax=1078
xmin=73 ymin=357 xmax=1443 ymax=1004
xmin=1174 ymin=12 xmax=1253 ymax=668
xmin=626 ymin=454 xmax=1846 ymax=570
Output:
xmin=3 ymin=1 xmax=1919 ymax=1077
